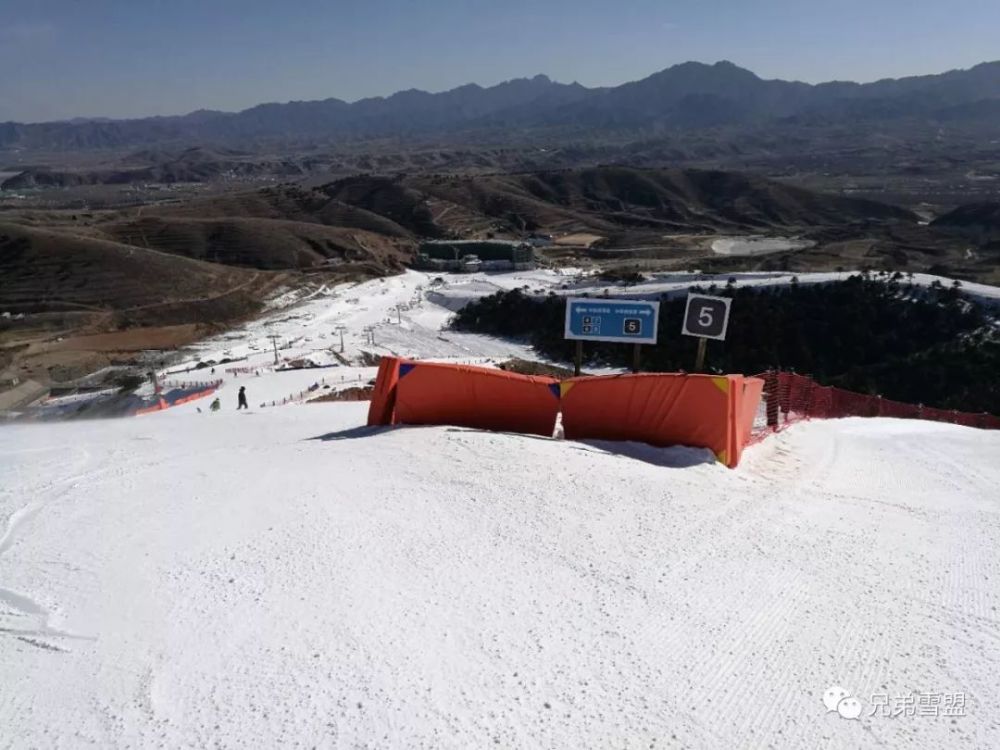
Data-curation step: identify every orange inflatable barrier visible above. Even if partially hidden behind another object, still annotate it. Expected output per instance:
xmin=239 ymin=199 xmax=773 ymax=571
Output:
xmin=735 ymin=377 xmax=765 ymax=463
xmin=560 ymin=373 xmax=765 ymax=467
xmin=393 ymin=361 xmax=560 ymax=437
xmin=366 ymin=356 xmax=401 ymax=426
xmin=365 ymin=357 xmax=764 ymax=467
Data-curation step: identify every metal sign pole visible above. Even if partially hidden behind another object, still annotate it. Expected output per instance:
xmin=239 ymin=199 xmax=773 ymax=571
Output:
xmin=694 ymin=338 xmax=708 ymax=372
xmin=681 ymin=294 xmax=732 ymax=373
xmin=574 ymin=340 xmax=583 ymax=377
xmin=632 ymin=343 xmax=641 ymax=374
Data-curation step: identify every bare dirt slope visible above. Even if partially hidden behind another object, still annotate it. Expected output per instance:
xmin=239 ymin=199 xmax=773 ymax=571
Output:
xmin=99 ymin=216 xmax=409 ymax=271
xmin=321 ymin=167 xmax=919 ymax=237
xmin=0 ymin=222 xmax=268 ymax=315
xmin=0 ymin=222 xmax=288 ymax=387
xmin=108 ymin=167 xmax=914 ymax=250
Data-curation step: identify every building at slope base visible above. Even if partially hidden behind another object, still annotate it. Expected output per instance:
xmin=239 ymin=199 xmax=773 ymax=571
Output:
xmin=413 ymin=240 xmax=535 ymax=273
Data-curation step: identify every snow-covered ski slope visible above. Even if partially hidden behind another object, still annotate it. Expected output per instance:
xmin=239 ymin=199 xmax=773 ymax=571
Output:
xmin=173 ymin=268 xmax=1000 ymax=379
xmin=143 ymin=268 xmax=1000 ymax=420
xmin=2 ymin=405 xmax=999 ymax=748
xmin=142 ymin=267 xmax=1000 ymax=416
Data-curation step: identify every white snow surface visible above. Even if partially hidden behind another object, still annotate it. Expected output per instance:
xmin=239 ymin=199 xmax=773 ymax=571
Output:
xmin=4 ymin=267 xmax=1000 ymax=747
xmin=2 ymin=407 xmax=999 ymax=749
xmin=711 ymin=236 xmax=816 ymax=256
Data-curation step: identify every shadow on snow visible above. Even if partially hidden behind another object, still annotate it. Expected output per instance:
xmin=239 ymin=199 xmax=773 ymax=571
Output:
xmin=307 ymin=423 xmax=716 ymax=468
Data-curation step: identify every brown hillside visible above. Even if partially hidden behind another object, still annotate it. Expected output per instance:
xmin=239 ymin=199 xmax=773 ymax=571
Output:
xmin=140 ymin=185 xmax=329 ymax=224
xmin=315 ymin=167 xmax=918 ymax=239
xmin=0 ymin=222 xmax=270 ymax=317
xmin=98 ymin=216 xmax=412 ymax=270
xmin=319 ymin=178 xmax=445 ymax=236
xmin=144 ymin=184 xmax=415 ymax=238
xmin=410 ymin=168 xmax=919 ymax=233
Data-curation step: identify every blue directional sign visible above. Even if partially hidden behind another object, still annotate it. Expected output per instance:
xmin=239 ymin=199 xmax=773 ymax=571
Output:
xmin=564 ymin=297 xmax=660 ymax=344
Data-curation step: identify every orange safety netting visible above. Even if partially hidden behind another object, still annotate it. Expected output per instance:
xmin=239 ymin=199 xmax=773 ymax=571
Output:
xmin=750 ymin=371 xmax=1000 ymax=440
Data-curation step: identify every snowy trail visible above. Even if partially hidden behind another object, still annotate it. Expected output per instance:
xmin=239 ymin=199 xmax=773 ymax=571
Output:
xmin=0 ymin=503 xmax=43 ymax=557
xmin=0 ymin=444 xmax=101 ymax=646
xmin=1 ymin=407 xmax=998 ymax=748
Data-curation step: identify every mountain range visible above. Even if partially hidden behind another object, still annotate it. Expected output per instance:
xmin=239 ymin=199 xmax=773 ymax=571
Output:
xmin=3 ymin=60 xmax=1000 ymax=152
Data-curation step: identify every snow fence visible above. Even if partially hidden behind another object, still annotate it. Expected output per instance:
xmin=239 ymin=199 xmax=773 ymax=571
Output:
xmin=135 ymin=381 xmax=223 ymax=416
xmin=754 ymin=371 xmax=1000 ymax=435
xmin=367 ymin=357 xmax=764 ymax=467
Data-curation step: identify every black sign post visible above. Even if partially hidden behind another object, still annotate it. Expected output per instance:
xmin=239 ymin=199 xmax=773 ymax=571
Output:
xmin=681 ymin=294 xmax=732 ymax=372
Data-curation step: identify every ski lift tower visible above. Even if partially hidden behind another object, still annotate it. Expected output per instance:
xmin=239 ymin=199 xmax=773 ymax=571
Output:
xmin=334 ymin=326 xmax=347 ymax=353
xmin=267 ymin=335 xmax=282 ymax=366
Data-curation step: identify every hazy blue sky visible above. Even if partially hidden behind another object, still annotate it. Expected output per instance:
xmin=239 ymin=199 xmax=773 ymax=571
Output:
xmin=2 ymin=0 xmax=998 ymax=122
